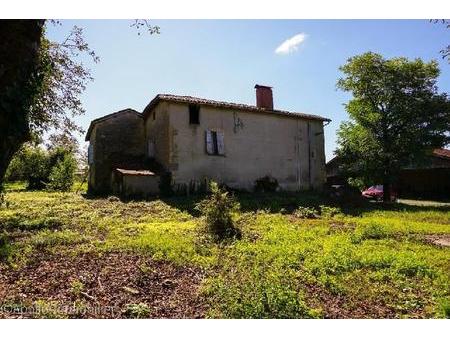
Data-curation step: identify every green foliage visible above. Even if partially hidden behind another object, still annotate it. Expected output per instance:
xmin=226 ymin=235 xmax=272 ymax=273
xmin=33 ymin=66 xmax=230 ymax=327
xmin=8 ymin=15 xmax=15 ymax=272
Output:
xmin=351 ymin=222 xmax=389 ymax=243
xmin=0 ymin=233 xmax=12 ymax=261
xmin=293 ymin=206 xmax=318 ymax=219
xmin=0 ymin=185 xmax=6 ymax=208
xmin=1 ymin=188 xmax=449 ymax=318
xmin=70 ymin=279 xmax=85 ymax=297
xmin=254 ymin=175 xmax=279 ymax=193
xmin=347 ymin=177 xmax=365 ymax=191
xmin=47 ymin=152 xmax=77 ymax=192
xmin=29 ymin=26 xmax=99 ymax=138
xmin=18 ymin=145 xmax=50 ymax=190
xmin=6 ymin=144 xmax=77 ymax=192
xmin=123 ymin=303 xmax=151 ymax=318
xmin=336 ymin=52 xmax=450 ymax=198
xmin=205 ymin=263 xmax=317 ymax=318
xmin=441 ymin=299 xmax=450 ymax=318
xmin=319 ymin=205 xmax=341 ymax=218
xmin=195 ymin=182 xmax=241 ymax=241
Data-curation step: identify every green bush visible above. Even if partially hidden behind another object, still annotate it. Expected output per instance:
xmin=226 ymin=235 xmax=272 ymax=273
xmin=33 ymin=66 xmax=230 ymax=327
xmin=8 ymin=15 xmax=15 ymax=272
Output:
xmin=440 ymin=299 xmax=450 ymax=318
xmin=0 ymin=185 xmax=6 ymax=208
xmin=319 ymin=205 xmax=341 ymax=218
xmin=293 ymin=206 xmax=319 ymax=219
xmin=23 ymin=146 xmax=51 ymax=190
xmin=47 ymin=152 xmax=77 ymax=192
xmin=0 ymin=233 xmax=12 ymax=261
xmin=6 ymin=145 xmax=77 ymax=192
xmin=352 ymin=223 xmax=389 ymax=243
xmin=195 ymin=181 xmax=241 ymax=241
xmin=123 ymin=303 xmax=151 ymax=318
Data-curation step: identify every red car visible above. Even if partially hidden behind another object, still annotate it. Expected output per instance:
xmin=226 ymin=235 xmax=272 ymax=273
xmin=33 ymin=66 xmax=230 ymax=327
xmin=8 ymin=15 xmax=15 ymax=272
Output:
xmin=362 ymin=185 xmax=397 ymax=201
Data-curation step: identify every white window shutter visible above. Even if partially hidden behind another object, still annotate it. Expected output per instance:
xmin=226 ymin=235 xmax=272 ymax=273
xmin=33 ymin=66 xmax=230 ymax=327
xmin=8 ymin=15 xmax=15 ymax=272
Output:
xmin=88 ymin=144 xmax=94 ymax=165
xmin=206 ymin=130 xmax=214 ymax=154
xmin=217 ymin=131 xmax=225 ymax=155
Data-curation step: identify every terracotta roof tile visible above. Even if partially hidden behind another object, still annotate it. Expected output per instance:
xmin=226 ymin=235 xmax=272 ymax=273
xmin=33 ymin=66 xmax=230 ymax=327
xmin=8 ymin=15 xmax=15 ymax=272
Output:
xmin=433 ymin=148 xmax=450 ymax=160
xmin=143 ymin=94 xmax=330 ymax=122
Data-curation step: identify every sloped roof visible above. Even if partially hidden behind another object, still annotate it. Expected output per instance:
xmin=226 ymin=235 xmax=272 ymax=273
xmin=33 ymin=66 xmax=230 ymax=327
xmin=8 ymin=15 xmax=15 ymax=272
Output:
xmin=115 ymin=168 xmax=156 ymax=176
xmin=433 ymin=148 xmax=450 ymax=160
xmin=143 ymin=94 xmax=330 ymax=122
xmin=85 ymin=108 xmax=141 ymax=141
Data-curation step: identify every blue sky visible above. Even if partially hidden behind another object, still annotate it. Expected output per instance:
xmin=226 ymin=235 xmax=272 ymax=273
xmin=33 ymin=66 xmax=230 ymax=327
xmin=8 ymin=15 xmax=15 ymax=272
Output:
xmin=47 ymin=20 xmax=450 ymax=160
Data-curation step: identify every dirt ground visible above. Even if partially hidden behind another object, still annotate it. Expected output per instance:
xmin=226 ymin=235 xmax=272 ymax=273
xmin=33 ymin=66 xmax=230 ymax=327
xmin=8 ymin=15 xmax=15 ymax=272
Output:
xmin=0 ymin=251 xmax=207 ymax=318
xmin=423 ymin=234 xmax=450 ymax=248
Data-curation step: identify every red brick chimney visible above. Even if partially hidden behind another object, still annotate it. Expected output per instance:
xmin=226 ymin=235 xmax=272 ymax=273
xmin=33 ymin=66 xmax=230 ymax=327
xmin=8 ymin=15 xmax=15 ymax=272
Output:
xmin=255 ymin=84 xmax=273 ymax=110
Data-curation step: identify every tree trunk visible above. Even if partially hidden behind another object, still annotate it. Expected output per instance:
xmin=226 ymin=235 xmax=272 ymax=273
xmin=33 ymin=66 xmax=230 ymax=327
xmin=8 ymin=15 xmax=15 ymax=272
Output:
xmin=383 ymin=175 xmax=391 ymax=202
xmin=0 ymin=138 xmax=22 ymax=185
xmin=0 ymin=20 xmax=45 ymax=186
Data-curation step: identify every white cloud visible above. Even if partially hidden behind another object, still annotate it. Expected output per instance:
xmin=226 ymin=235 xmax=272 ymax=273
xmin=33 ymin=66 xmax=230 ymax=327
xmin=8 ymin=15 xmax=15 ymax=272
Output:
xmin=275 ymin=33 xmax=308 ymax=55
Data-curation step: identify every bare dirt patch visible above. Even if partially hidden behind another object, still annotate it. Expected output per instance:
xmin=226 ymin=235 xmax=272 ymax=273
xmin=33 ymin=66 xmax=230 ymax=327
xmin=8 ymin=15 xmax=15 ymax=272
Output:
xmin=423 ymin=234 xmax=450 ymax=248
xmin=0 ymin=252 xmax=207 ymax=318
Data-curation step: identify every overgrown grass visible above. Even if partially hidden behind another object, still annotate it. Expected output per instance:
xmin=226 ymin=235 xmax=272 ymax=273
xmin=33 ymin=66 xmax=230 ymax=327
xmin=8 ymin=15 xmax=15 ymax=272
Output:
xmin=1 ymin=185 xmax=449 ymax=318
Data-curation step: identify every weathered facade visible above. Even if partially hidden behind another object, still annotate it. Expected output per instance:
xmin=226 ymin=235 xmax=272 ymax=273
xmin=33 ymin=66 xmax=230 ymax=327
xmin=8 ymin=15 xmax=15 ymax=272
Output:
xmin=86 ymin=109 xmax=146 ymax=194
xmin=86 ymin=86 xmax=330 ymax=196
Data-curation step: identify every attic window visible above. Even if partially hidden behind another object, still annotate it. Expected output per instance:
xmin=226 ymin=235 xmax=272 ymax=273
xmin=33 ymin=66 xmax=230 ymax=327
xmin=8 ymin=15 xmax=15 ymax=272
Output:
xmin=152 ymin=111 xmax=156 ymax=120
xmin=189 ymin=104 xmax=200 ymax=125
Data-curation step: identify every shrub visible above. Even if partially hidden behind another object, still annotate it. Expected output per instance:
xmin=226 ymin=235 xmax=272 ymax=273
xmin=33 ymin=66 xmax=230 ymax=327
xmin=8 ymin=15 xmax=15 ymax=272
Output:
xmin=351 ymin=222 xmax=389 ymax=243
xmin=47 ymin=152 xmax=77 ymax=192
xmin=6 ymin=144 xmax=77 ymax=191
xmin=0 ymin=233 xmax=12 ymax=261
xmin=70 ymin=279 xmax=85 ymax=297
xmin=319 ymin=205 xmax=341 ymax=218
xmin=254 ymin=175 xmax=278 ymax=193
xmin=293 ymin=206 xmax=319 ymax=219
xmin=23 ymin=146 xmax=52 ymax=190
xmin=123 ymin=303 xmax=151 ymax=318
xmin=195 ymin=181 xmax=241 ymax=241
xmin=441 ymin=300 xmax=450 ymax=318
xmin=0 ymin=185 xmax=7 ymax=208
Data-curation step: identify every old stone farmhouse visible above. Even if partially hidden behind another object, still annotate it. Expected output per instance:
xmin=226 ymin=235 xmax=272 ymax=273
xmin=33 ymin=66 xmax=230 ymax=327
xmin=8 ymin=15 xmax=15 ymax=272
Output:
xmin=85 ymin=85 xmax=330 ymax=196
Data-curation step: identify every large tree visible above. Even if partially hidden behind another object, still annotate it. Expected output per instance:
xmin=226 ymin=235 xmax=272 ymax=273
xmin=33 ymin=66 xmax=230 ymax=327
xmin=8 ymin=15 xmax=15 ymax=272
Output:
xmin=0 ymin=20 xmax=159 ymax=191
xmin=0 ymin=20 xmax=45 ymax=188
xmin=336 ymin=52 xmax=450 ymax=201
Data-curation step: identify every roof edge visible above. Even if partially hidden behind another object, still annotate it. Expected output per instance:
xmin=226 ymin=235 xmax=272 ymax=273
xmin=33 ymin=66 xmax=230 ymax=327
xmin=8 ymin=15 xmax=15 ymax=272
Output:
xmin=143 ymin=94 xmax=331 ymax=122
xmin=85 ymin=108 xmax=141 ymax=141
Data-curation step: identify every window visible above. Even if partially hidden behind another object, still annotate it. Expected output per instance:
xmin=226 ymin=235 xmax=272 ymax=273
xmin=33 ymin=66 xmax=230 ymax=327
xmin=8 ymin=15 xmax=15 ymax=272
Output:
xmin=152 ymin=111 xmax=156 ymax=120
xmin=206 ymin=130 xmax=224 ymax=156
xmin=189 ymin=104 xmax=200 ymax=125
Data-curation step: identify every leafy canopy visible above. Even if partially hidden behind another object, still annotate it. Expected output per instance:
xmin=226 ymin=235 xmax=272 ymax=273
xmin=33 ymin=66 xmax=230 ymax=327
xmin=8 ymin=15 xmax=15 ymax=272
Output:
xmin=336 ymin=52 xmax=450 ymax=189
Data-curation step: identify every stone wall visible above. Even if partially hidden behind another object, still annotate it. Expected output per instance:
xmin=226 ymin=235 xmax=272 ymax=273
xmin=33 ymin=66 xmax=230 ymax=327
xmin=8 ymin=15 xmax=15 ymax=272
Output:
xmin=145 ymin=102 xmax=327 ymax=192
xmin=88 ymin=110 xmax=146 ymax=194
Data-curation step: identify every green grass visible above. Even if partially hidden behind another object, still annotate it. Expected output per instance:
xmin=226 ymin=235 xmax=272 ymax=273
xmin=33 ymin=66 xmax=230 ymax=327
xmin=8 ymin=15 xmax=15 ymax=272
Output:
xmin=1 ymin=186 xmax=449 ymax=318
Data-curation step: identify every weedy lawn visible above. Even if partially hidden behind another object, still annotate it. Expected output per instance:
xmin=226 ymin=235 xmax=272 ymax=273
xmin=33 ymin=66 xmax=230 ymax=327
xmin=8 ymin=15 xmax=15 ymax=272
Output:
xmin=0 ymin=183 xmax=449 ymax=318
